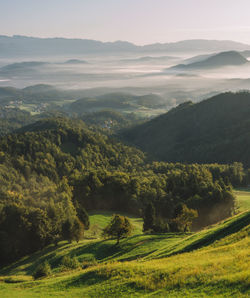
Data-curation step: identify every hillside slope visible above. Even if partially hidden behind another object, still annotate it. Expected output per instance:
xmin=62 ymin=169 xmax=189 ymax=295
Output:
xmin=122 ymin=91 xmax=250 ymax=167
xmin=0 ymin=211 xmax=249 ymax=297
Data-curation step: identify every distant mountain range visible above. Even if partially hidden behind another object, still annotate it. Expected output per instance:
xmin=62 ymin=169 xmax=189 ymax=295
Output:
xmin=0 ymin=35 xmax=250 ymax=57
xmin=121 ymin=91 xmax=250 ymax=167
xmin=170 ymin=51 xmax=248 ymax=71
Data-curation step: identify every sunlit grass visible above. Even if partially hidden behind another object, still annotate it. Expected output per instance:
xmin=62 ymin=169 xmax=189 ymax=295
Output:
xmin=0 ymin=211 xmax=249 ymax=297
xmin=234 ymin=188 xmax=250 ymax=211
xmin=1 ymin=223 xmax=249 ymax=297
xmin=86 ymin=211 xmax=143 ymax=238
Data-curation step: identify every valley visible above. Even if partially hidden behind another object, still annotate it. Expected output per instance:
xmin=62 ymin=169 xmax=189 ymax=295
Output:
xmin=0 ymin=29 xmax=250 ymax=298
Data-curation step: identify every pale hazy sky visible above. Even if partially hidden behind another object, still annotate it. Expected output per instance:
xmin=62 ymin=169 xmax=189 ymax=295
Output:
xmin=1 ymin=0 xmax=250 ymax=45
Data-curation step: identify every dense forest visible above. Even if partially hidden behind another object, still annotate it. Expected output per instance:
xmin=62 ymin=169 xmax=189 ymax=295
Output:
xmin=0 ymin=115 xmax=249 ymax=266
xmin=122 ymin=91 xmax=250 ymax=167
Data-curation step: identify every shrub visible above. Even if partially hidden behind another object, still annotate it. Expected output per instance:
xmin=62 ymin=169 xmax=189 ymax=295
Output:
xmin=61 ymin=255 xmax=80 ymax=269
xmin=82 ymin=258 xmax=98 ymax=269
xmin=33 ymin=261 xmax=52 ymax=279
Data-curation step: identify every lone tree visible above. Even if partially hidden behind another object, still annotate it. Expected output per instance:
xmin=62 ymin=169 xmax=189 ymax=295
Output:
xmin=102 ymin=214 xmax=133 ymax=244
xmin=143 ymin=202 xmax=156 ymax=232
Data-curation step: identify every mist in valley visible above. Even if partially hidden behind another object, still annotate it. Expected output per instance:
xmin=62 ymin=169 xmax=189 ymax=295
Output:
xmin=1 ymin=47 xmax=250 ymax=118
xmin=1 ymin=1 xmax=250 ymax=296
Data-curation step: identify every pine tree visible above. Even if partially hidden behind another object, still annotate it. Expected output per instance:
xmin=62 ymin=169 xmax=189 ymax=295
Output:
xmin=143 ymin=202 xmax=156 ymax=232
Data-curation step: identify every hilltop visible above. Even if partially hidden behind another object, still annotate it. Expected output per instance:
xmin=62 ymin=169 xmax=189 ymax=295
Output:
xmin=170 ymin=51 xmax=248 ymax=70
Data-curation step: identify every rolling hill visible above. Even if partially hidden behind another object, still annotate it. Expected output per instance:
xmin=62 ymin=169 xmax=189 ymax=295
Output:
xmin=121 ymin=91 xmax=250 ymax=167
xmin=0 ymin=61 xmax=49 ymax=76
xmin=0 ymin=84 xmax=87 ymax=107
xmin=0 ymin=210 xmax=249 ymax=297
xmin=67 ymin=92 xmax=166 ymax=114
xmin=170 ymin=51 xmax=248 ymax=70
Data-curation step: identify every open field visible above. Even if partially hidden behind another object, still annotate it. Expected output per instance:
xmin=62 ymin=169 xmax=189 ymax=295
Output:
xmin=0 ymin=211 xmax=249 ymax=297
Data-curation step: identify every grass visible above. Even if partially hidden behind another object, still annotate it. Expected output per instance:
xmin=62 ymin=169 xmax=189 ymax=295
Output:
xmin=86 ymin=211 xmax=143 ymax=237
xmin=0 ymin=211 xmax=249 ymax=297
xmin=234 ymin=187 xmax=250 ymax=212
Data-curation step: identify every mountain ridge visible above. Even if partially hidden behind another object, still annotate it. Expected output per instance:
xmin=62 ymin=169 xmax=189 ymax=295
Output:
xmin=1 ymin=36 xmax=250 ymax=57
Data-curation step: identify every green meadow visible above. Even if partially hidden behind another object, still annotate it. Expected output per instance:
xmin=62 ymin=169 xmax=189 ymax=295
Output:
xmin=0 ymin=208 xmax=249 ymax=297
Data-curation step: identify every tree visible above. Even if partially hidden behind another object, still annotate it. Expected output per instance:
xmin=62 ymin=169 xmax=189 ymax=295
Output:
xmin=61 ymin=219 xmax=73 ymax=243
xmin=62 ymin=217 xmax=84 ymax=243
xmin=172 ymin=204 xmax=198 ymax=232
xmin=102 ymin=214 xmax=133 ymax=244
xmin=72 ymin=217 xmax=84 ymax=242
xmin=75 ymin=201 xmax=89 ymax=230
xmin=143 ymin=202 xmax=156 ymax=232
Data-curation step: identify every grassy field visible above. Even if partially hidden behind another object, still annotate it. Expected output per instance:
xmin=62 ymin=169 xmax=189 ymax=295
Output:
xmin=234 ymin=187 xmax=250 ymax=211
xmin=0 ymin=211 xmax=249 ymax=297
xmin=86 ymin=211 xmax=143 ymax=238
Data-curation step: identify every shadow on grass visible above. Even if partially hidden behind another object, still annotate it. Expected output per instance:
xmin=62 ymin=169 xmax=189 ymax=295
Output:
xmin=63 ymin=271 xmax=108 ymax=288
xmin=63 ymin=270 xmax=150 ymax=296
xmin=178 ymin=211 xmax=250 ymax=254
xmin=0 ymin=242 xmax=69 ymax=276
xmin=69 ymin=240 xmax=123 ymax=261
xmin=70 ymin=234 xmax=177 ymax=263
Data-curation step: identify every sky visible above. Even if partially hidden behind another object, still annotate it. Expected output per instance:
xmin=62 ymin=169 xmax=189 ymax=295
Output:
xmin=1 ymin=0 xmax=250 ymax=45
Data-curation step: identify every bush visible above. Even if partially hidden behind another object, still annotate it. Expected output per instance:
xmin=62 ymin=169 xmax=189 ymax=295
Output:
xmin=33 ymin=261 xmax=52 ymax=279
xmin=61 ymin=255 xmax=80 ymax=269
xmin=82 ymin=258 xmax=98 ymax=269
xmin=81 ymin=255 xmax=97 ymax=269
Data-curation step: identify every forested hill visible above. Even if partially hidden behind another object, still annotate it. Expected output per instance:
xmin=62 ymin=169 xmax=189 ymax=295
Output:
xmin=121 ymin=91 xmax=250 ymax=167
xmin=0 ymin=116 xmax=249 ymax=265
